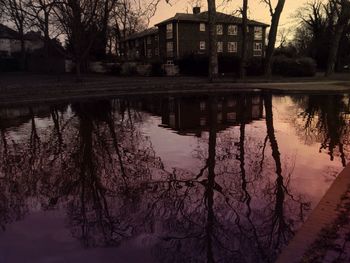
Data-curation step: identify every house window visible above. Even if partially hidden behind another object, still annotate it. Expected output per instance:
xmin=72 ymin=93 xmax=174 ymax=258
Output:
xmin=200 ymin=23 xmax=206 ymax=32
xmin=200 ymin=117 xmax=207 ymax=126
xmin=155 ymin=47 xmax=159 ymax=56
xmin=155 ymin=35 xmax=159 ymax=41
xmin=217 ymin=113 xmax=223 ymax=124
xmin=199 ymin=41 xmax=206 ymax=50
xmin=200 ymin=101 xmax=206 ymax=111
xmin=217 ymin=24 xmax=223 ymax=35
xmin=167 ymin=41 xmax=174 ymax=57
xmin=135 ymin=39 xmax=139 ymax=47
xmin=147 ymin=49 xmax=152 ymax=58
xmin=228 ymin=42 xmax=237 ymax=53
xmin=217 ymin=41 xmax=223 ymax=53
xmin=228 ymin=25 xmax=238 ymax=35
xmin=253 ymin=42 xmax=263 ymax=56
xmin=147 ymin=36 xmax=152 ymax=45
xmin=227 ymin=112 xmax=237 ymax=123
xmin=166 ymin=23 xmax=173 ymax=39
xmin=254 ymin=27 xmax=263 ymax=40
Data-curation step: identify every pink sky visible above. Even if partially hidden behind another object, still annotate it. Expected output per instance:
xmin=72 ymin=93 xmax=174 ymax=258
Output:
xmin=150 ymin=0 xmax=309 ymax=30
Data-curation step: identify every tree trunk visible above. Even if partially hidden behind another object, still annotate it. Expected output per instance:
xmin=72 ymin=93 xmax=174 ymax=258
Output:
xmin=207 ymin=0 xmax=218 ymax=82
xmin=264 ymin=0 xmax=286 ymax=77
xmin=326 ymin=1 xmax=350 ymax=76
xmin=239 ymin=0 xmax=248 ymax=79
xmin=19 ymin=25 xmax=26 ymax=71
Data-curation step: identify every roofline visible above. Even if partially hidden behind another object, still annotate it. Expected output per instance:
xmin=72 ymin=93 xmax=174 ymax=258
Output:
xmin=124 ymin=28 xmax=159 ymax=41
xmin=155 ymin=12 xmax=269 ymax=27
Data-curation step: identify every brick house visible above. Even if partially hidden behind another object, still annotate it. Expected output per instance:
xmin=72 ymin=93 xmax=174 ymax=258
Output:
xmin=120 ymin=7 xmax=269 ymax=64
xmin=120 ymin=27 xmax=159 ymax=62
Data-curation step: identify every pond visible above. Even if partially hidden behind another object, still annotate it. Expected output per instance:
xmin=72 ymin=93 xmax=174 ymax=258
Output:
xmin=0 ymin=93 xmax=348 ymax=263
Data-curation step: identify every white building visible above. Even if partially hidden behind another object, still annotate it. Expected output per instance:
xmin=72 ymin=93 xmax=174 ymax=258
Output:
xmin=0 ymin=24 xmax=44 ymax=57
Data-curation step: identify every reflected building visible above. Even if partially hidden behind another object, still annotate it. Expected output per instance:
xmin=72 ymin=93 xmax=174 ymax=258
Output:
xmin=0 ymin=105 xmax=53 ymax=129
xmin=160 ymin=95 xmax=263 ymax=135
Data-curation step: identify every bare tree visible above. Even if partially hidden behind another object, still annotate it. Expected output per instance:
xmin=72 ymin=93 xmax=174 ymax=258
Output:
xmin=207 ymin=0 xmax=218 ymax=81
xmin=0 ymin=0 xmax=28 ymax=70
xmin=261 ymin=0 xmax=286 ymax=77
xmin=239 ymin=0 xmax=248 ymax=79
xmin=326 ymin=0 xmax=350 ymax=76
xmin=52 ymin=0 xmax=117 ymax=79
xmin=24 ymin=0 xmax=57 ymax=63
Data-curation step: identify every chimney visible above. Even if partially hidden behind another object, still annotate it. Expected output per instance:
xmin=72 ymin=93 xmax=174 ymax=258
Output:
xmin=193 ymin=7 xmax=201 ymax=14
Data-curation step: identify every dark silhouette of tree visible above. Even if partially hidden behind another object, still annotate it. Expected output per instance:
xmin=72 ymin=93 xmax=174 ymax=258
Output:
xmin=293 ymin=95 xmax=349 ymax=167
xmin=261 ymin=0 xmax=286 ymax=77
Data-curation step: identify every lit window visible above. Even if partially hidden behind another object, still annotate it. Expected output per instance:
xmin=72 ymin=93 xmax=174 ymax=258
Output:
xmin=166 ymin=23 xmax=173 ymax=39
xmin=199 ymin=41 xmax=206 ymax=50
xmin=167 ymin=41 xmax=174 ymax=57
xmin=228 ymin=42 xmax=237 ymax=53
xmin=228 ymin=25 xmax=238 ymax=35
xmin=217 ymin=41 xmax=223 ymax=53
xmin=253 ymin=42 xmax=263 ymax=56
xmin=200 ymin=23 xmax=206 ymax=32
xmin=254 ymin=27 xmax=263 ymax=40
xmin=216 ymin=24 xmax=223 ymax=35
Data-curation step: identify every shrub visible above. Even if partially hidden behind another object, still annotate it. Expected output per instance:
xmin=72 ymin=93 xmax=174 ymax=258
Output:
xmin=176 ymin=55 xmax=209 ymax=76
xmin=246 ymin=57 xmax=264 ymax=76
xmin=0 ymin=58 xmax=20 ymax=72
xmin=121 ymin=62 xmax=138 ymax=76
xmin=177 ymin=55 xmax=242 ymax=76
xmin=218 ymin=55 xmax=240 ymax=74
xmin=272 ymin=56 xmax=316 ymax=77
xmin=151 ymin=61 xmax=166 ymax=76
xmin=108 ymin=63 xmax=122 ymax=75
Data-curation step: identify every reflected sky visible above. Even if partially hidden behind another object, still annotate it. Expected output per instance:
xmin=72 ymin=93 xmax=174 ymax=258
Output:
xmin=0 ymin=93 xmax=348 ymax=263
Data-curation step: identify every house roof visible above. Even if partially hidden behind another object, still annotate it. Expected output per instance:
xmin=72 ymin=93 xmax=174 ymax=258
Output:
xmin=125 ymin=27 xmax=158 ymax=41
xmin=0 ymin=24 xmax=20 ymax=39
xmin=155 ymin=11 xmax=269 ymax=27
xmin=0 ymin=25 xmax=43 ymax=41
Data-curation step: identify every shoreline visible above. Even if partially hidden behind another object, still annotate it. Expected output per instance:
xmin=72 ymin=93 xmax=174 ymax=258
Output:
xmin=1 ymin=73 xmax=350 ymax=105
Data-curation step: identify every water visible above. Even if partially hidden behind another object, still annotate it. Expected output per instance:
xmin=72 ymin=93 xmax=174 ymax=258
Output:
xmin=0 ymin=93 xmax=348 ymax=263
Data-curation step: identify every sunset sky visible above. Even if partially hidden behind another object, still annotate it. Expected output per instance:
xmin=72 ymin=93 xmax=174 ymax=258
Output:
xmin=150 ymin=0 xmax=310 ymax=31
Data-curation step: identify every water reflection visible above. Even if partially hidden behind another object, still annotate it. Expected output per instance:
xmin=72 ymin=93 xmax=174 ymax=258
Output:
xmin=0 ymin=93 xmax=348 ymax=262
xmin=292 ymin=95 xmax=350 ymax=167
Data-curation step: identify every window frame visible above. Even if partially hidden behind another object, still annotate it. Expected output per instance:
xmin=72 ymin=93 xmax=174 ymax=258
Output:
xmin=228 ymin=25 xmax=238 ymax=36
xmin=254 ymin=26 xmax=263 ymax=40
xmin=227 ymin=42 xmax=237 ymax=53
xmin=199 ymin=41 xmax=206 ymax=50
xmin=217 ymin=41 xmax=223 ymax=53
xmin=253 ymin=42 xmax=263 ymax=56
xmin=216 ymin=24 xmax=223 ymax=35
xmin=166 ymin=23 xmax=173 ymax=39
xmin=200 ymin=23 xmax=206 ymax=32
